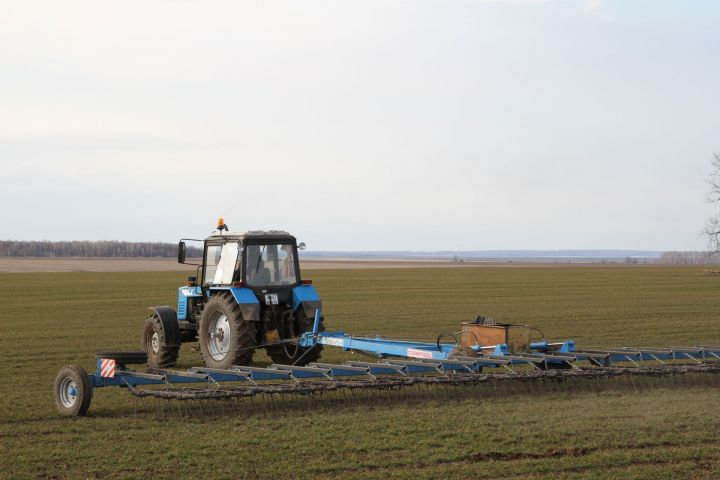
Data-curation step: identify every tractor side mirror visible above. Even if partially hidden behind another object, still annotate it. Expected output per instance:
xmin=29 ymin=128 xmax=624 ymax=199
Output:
xmin=177 ymin=241 xmax=187 ymax=264
xmin=298 ymin=242 xmax=306 ymax=251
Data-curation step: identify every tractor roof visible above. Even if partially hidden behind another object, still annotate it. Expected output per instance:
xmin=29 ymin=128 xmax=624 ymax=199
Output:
xmin=204 ymin=230 xmax=295 ymax=242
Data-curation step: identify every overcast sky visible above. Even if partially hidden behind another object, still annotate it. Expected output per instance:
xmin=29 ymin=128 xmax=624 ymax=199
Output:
xmin=1 ymin=0 xmax=718 ymax=250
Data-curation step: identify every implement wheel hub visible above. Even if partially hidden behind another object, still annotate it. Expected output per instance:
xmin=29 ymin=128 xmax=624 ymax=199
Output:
xmin=59 ymin=378 xmax=78 ymax=408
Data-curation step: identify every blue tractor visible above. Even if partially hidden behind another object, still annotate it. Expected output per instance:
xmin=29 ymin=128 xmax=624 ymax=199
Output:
xmin=141 ymin=219 xmax=323 ymax=369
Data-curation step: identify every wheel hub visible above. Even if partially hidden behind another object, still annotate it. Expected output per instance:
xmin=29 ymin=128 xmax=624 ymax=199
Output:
xmin=151 ymin=332 xmax=160 ymax=353
xmin=59 ymin=377 xmax=77 ymax=408
xmin=208 ymin=313 xmax=231 ymax=361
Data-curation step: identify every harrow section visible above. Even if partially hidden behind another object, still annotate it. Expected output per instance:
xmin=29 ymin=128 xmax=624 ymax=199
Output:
xmin=125 ymin=362 xmax=720 ymax=402
xmin=53 ymin=312 xmax=720 ymax=416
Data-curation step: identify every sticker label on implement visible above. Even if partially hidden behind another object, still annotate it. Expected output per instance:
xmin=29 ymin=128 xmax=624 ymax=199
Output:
xmin=100 ymin=359 xmax=116 ymax=378
xmin=321 ymin=337 xmax=345 ymax=347
xmin=407 ymin=348 xmax=433 ymax=359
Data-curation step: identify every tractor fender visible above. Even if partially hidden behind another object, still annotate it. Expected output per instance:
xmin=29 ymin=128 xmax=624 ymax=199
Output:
xmin=292 ymin=285 xmax=321 ymax=319
xmin=149 ymin=306 xmax=181 ymax=346
xmin=227 ymin=287 xmax=260 ymax=321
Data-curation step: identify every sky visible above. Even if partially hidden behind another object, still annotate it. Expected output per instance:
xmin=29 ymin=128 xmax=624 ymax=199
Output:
xmin=1 ymin=0 xmax=719 ymax=251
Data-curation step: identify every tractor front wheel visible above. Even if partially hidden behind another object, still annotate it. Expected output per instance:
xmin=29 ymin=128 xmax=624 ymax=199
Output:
xmin=198 ymin=294 xmax=256 ymax=369
xmin=141 ymin=312 xmax=180 ymax=368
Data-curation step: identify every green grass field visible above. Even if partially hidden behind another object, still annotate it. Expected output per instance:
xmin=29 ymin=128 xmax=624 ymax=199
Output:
xmin=1 ymin=266 xmax=720 ymax=479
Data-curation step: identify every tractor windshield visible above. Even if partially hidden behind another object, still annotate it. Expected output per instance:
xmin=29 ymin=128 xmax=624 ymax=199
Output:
xmin=245 ymin=242 xmax=297 ymax=287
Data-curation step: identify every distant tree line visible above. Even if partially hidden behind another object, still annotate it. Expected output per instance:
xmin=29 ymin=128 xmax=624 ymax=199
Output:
xmin=0 ymin=240 xmax=202 ymax=258
xmin=659 ymin=251 xmax=720 ymax=265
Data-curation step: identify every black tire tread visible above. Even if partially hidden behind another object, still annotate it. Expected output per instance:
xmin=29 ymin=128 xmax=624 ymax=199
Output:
xmin=53 ymin=365 xmax=92 ymax=417
xmin=141 ymin=313 xmax=180 ymax=367
xmin=199 ymin=293 xmax=257 ymax=368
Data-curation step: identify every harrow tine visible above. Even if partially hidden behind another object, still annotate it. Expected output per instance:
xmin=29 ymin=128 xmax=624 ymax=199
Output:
xmin=151 ymin=369 xmax=209 ymax=382
xmin=391 ymin=358 xmax=479 ymax=373
xmin=567 ymin=361 xmax=582 ymax=371
xmin=573 ymin=350 xmax=612 ymax=361
xmin=231 ymin=366 xmax=293 ymax=381
xmin=629 ymin=347 xmax=708 ymax=363
xmin=269 ymin=364 xmax=332 ymax=379
xmin=435 ymin=358 xmax=480 ymax=373
xmin=450 ymin=356 xmax=510 ymax=368
xmin=682 ymin=352 xmax=703 ymax=364
xmin=669 ymin=346 xmax=705 ymax=353
xmin=648 ymin=353 xmax=665 ymax=364
xmin=541 ymin=352 xmax=580 ymax=361
xmin=624 ymin=355 xmax=640 ymax=366
xmin=698 ymin=346 xmax=720 ymax=360
xmin=189 ymin=367 xmax=251 ymax=382
xmin=486 ymin=353 xmax=559 ymax=365
xmin=308 ymin=363 xmax=371 ymax=378
xmin=384 ymin=360 xmax=441 ymax=374
xmin=583 ymin=348 xmax=643 ymax=356
xmin=501 ymin=363 xmax=516 ymax=374
xmin=342 ymin=361 xmax=406 ymax=375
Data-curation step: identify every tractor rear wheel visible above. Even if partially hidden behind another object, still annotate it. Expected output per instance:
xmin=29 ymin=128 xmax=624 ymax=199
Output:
xmin=198 ymin=294 xmax=256 ymax=369
xmin=267 ymin=308 xmax=324 ymax=366
xmin=141 ymin=312 xmax=180 ymax=368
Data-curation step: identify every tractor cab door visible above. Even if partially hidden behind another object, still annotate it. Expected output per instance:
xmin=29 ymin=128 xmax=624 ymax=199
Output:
xmin=202 ymin=241 xmax=242 ymax=286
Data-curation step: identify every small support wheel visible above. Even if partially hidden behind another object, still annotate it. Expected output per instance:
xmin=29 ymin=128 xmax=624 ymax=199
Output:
xmin=53 ymin=365 xmax=92 ymax=417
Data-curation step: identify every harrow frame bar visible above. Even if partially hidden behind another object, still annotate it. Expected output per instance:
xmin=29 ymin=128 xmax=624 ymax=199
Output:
xmin=62 ymin=313 xmax=720 ymax=416
xmin=89 ymin=327 xmax=720 ymax=391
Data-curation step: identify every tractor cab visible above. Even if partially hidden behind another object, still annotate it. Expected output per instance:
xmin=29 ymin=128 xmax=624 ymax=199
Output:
xmin=200 ymin=233 xmax=302 ymax=289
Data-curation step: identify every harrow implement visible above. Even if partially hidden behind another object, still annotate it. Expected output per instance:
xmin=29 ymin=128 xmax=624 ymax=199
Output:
xmin=53 ymin=312 xmax=720 ymax=416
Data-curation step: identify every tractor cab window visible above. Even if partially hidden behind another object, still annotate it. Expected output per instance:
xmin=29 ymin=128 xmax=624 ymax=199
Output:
xmin=245 ymin=242 xmax=297 ymax=287
xmin=204 ymin=242 xmax=241 ymax=285
xmin=204 ymin=245 xmax=222 ymax=285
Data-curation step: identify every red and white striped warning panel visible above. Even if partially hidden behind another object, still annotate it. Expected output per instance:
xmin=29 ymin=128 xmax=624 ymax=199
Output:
xmin=100 ymin=359 xmax=116 ymax=378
